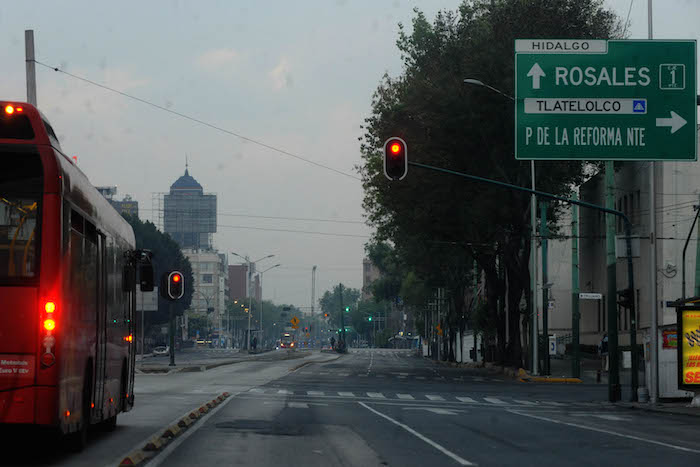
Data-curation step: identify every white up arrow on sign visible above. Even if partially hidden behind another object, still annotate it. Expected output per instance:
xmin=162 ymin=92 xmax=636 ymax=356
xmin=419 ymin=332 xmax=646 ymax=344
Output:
xmin=656 ymin=111 xmax=687 ymax=134
xmin=527 ymin=63 xmax=545 ymax=90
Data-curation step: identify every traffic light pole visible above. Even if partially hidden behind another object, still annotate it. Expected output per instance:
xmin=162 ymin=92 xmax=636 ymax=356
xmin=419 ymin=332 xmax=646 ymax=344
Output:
xmin=407 ymin=160 xmax=637 ymax=402
xmin=169 ymin=302 xmax=176 ymax=367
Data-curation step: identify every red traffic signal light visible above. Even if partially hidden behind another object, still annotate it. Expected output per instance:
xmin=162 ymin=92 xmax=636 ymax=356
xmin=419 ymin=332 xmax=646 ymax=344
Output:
xmin=161 ymin=270 xmax=185 ymax=301
xmin=383 ymin=137 xmax=408 ymax=180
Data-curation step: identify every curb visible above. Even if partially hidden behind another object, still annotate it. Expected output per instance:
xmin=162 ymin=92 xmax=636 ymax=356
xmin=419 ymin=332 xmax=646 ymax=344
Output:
xmin=616 ymin=401 xmax=700 ymax=419
xmin=118 ymin=392 xmax=231 ymax=466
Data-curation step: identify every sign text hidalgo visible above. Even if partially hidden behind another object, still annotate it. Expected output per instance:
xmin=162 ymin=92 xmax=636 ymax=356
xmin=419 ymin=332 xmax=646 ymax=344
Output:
xmin=515 ymin=39 xmax=697 ymax=161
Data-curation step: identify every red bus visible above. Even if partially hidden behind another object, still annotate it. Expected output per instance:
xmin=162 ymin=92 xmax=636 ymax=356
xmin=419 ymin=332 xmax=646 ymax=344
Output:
xmin=0 ymin=101 xmax=151 ymax=449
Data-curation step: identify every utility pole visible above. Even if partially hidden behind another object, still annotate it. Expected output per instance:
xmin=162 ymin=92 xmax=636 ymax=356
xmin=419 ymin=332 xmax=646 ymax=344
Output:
xmin=605 ymin=161 xmax=621 ymax=401
xmin=25 ymin=30 xmax=37 ymax=106
xmin=647 ymin=0 xmax=659 ymax=406
xmin=531 ymin=161 xmax=539 ymax=375
xmin=571 ymin=194 xmax=581 ymax=378
xmin=247 ymin=257 xmax=252 ymax=351
xmin=473 ymin=260 xmax=478 ymax=363
xmin=540 ymin=201 xmax=550 ymax=375
xmin=694 ymin=196 xmax=700 ymax=297
xmin=338 ymin=283 xmax=346 ymax=349
xmin=312 ymin=266 xmax=317 ymax=346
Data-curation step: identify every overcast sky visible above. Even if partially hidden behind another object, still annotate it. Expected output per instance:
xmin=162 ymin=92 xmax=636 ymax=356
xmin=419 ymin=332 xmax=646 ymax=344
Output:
xmin=1 ymin=0 xmax=698 ymax=307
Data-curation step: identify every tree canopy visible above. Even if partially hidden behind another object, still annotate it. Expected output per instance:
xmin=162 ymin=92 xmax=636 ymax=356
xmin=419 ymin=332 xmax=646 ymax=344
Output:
xmin=359 ymin=0 xmax=621 ymax=365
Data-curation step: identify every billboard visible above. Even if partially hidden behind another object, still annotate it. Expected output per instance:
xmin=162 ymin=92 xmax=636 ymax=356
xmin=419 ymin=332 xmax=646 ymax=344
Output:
xmin=677 ymin=308 xmax=700 ymax=390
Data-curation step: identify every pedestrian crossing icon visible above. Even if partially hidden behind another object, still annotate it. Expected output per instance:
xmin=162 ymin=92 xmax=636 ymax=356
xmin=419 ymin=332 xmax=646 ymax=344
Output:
xmin=632 ymin=100 xmax=646 ymax=113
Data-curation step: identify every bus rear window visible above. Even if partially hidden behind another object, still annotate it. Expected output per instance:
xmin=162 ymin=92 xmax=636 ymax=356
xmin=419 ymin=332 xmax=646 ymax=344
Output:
xmin=0 ymin=153 xmax=42 ymax=280
xmin=0 ymin=114 xmax=35 ymax=140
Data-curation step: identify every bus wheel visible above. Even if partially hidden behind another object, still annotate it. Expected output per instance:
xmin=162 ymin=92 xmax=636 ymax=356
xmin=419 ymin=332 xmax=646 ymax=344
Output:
xmin=67 ymin=374 xmax=91 ymax=451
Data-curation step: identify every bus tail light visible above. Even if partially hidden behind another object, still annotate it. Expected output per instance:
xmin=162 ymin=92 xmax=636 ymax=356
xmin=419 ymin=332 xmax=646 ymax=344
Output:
xmin=43 ymin=319 xmax=56 ymax=331
xmin=40 ymin=352 xmax=55 ymax=367
xmin=44 ymin=301 xmax=56 ymax=313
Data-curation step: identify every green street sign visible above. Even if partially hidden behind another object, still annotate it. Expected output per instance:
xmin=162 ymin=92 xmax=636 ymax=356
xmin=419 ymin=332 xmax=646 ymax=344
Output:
xmin=515 ymin=39 xmax=697 ymax=161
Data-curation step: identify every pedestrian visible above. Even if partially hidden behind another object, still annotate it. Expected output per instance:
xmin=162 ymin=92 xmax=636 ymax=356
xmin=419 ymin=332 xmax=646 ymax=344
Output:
xmin=599 ymin=333 xmax=609 ymax=372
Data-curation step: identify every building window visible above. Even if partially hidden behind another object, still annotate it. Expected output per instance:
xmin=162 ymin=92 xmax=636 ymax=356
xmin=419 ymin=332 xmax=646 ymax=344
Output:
xmin=202 ymin=274 xmax=213 ymax=284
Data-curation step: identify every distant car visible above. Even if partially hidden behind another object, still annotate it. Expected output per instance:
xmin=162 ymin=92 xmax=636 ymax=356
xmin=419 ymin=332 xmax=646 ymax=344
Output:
xmin=196 ymin=339 xmax=206 ymax=346
xmin=153 ymin=346 xmax=169 ymax=356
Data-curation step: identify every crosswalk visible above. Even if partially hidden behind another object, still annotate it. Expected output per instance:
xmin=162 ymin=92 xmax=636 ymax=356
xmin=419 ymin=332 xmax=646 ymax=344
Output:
xmin=296 ymin=371 xmax=506 ymax=383
xmin=244 ymin=387 xmax=596 ymax=407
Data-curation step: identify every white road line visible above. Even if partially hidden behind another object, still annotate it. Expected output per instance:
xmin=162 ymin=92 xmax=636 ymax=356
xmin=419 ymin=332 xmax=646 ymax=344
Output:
xmin=456 ymin=396 xmax=477 ymax=403
xmin=509 ymin=410 xmax=700 ymax=454
xmin=277 ymin=389 xmax=292 ymax=395
xmin=484 ymin=397 xmax=506 ymax=405
xmin=541 ymin=401 xmax=565 ymax=406
xmin=338 ymin=373 xmax=350 ymax=377
xmin=425 ymin=395 xmax=445 ymax=401
xmin=359 ymin=402 xmax=474 ymax=466
xmin=377 ymin=374 xmax=386 ymax=378
xmin=472 ymin=377 xmax=484 ymax=381
xmin=307 ymin=391 xmax=325 ymax=396
xmin=288 ymin=402 xmax=309 ymax=409
xmin=397 ymin=375 xmax=407 ymax=379
xmin=318 ymin=372 xmax=329 ymax=375
xmin=338 ymin=392 xmax=355 ymax=397
xmin=249 ymin=388 xmax=266 ymax=393
xmin=513 ymin=399 xmax=537 ymax=406
xmin=397 ymin=394 xmax=415 ymax=400
xmin=367 ymin=392 xmax=386 ymax=399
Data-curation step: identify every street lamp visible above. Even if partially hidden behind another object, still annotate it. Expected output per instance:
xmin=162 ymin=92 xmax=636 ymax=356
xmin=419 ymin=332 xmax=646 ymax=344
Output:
xmin=258 ymin=263 xmax=281 ymax=347
xmin=230 ymin=252 xmax=275 ymax=351
xmin=463 ymin=77 xmax=538 ymax=375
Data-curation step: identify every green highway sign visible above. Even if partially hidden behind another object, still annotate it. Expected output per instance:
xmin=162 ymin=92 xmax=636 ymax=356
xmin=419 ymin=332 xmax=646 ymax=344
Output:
xmin=515 ymin=39 xmax=697 ymax=160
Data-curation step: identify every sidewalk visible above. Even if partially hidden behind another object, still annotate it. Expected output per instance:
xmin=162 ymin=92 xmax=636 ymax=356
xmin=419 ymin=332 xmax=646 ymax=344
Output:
xmin=136 ymin=348 xmax=299 ymax=373
xmin=616 ymin=400 xmax=700 ymax=417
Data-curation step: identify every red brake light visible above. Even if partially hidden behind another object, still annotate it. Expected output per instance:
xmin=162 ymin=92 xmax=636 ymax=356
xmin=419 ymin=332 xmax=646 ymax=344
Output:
xmin=15 ymin=107 xmax=23 ymax=112
xmin=45 ymin=301 xmax=56 ymax=313
xmin=5 ymin=105 xmax=14 ymax=114
xmin=44 ymin=319 xmax=56 ymax=331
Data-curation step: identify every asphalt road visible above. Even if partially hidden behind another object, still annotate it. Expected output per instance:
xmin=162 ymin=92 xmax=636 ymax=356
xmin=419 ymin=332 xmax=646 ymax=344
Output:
xmin=147 ymin=348 xmax=700 ymax=467
xmin=4 ymin=349 xmax=700 ymax=466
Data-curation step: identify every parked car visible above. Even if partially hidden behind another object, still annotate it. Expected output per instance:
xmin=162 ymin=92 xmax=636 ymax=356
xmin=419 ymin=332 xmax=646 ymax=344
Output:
xmin=153 ymin=346 xmax=170 ymax=356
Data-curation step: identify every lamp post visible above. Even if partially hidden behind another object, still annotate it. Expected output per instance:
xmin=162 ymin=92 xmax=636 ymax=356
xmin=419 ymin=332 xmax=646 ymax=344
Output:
xmin=258 ymin=263 xmax=281 ymax=348
xmin=231 ymin=252 xmax=274 ymax=351
xmin=463 ymin=77 xmax=538 ymax=374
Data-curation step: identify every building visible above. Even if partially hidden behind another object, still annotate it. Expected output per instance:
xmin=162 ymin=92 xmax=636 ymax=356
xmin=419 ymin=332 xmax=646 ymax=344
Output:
xmin=228 ymin=263 xmax=262 ymax=303
xmin=163 ymin=166 xmax=216 ymax=249
xmin=185 ymin=249 xmax=229 ymax=345
xmin=580 ymin=126 xmax=700 ymax=397
xmin=362 ymin=258 xmax=382 ymax=300
xmin=96 ymin=186 xmax=139 ymax=218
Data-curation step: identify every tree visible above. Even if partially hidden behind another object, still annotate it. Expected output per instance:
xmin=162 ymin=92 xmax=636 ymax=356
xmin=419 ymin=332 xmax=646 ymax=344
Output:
xmin=122 ymin=215 xmax=193 ymax=329
xmin=359 ymin=0 xmax=621 ymax=366
xmin=319 ymin=284 xmax=360 ymax=329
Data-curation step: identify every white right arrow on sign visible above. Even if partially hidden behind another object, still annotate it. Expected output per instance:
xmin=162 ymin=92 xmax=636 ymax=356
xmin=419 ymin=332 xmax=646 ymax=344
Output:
xmin=656 ymin=111 xmax=687 ymax=134
xmin=527 ymin=63 xmax=545 ymax=90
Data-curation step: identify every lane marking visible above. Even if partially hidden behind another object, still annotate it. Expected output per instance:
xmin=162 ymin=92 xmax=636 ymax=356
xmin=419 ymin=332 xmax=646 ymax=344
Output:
xmin=513 ymin=399 xmax=537 ymax=406
xmin=540 ymin=401 xmax=565 ymax=406
xmin=397 ymin=394 xmax=415 ymax=400
xmin=359 ymin=402 xmax=474 ymax=466
xmin=338 ymin=392 xmax=355 ymax=397
xmin=367 ymin=392 xmax=386 ymax=399
xmin=307 ymin=391 xmax=325 ymax=396
xmin=249 ymin=388 xmax=266 ymax=393
xmin=278 ymin=389 xmax=292 ymax=395
xmin=416 ymin=376 xmax=426 ymax=380
xmin=338 ymin=373 xmax=350 ymax=377
xmin=288 ymin=402 xmax=309 ymax=408
xmin=404 ymin=407 xmax=462 ymax=415
xmin=509 ymin=410 xmax=700 ymax=454
xmin=484 ymin=397 xmax=506 ymax=405
xmin=397 ymin=375 xmax=407 ymax=379
xmin=426 ymin=395 xmax=445 ymax=401
xmin=456 ymin=397 xmax=477 ymax=403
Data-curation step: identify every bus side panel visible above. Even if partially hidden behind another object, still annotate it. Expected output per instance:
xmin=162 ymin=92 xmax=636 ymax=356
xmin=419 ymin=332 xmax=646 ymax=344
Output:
xmin=58 ymin=207 xmax=97 ymax=433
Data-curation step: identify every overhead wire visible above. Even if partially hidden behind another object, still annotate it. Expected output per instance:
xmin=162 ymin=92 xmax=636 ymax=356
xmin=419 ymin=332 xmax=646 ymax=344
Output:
xmin=33 ymin=59 xmax=361 ymax=181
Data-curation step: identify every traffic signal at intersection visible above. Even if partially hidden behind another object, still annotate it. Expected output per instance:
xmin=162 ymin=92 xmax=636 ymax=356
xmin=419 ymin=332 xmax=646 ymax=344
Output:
xmin=383 ymin=137 xmax=408 ymax=180
xmin=160 ymin=270 xmax=185 ymax=301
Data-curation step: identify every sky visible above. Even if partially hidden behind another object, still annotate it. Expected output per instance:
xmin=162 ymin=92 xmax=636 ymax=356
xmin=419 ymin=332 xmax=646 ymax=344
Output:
xmin=1 ymin=0 xmax=698 ymax=308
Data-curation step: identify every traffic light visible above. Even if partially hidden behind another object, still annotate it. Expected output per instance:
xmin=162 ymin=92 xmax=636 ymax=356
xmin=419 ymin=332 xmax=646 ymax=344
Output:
xmin=368 ymin=316 xmax=372 ymax=322
xmin=617 ymin=288 xmax=633 ymax=308
xmin=324 ymin=312 xmax=329 ymax=318
xmin=160 ymin=270 xmax=184 ymax=301
xmin=345 ymin=306 xmax=350 ymax=313
xmin=383 ymin=137 xmax=408 ymax=180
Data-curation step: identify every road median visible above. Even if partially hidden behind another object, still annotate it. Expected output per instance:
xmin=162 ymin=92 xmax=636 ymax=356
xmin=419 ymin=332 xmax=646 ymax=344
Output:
xmin=118 ymin=392 xmax=231 ymax=466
